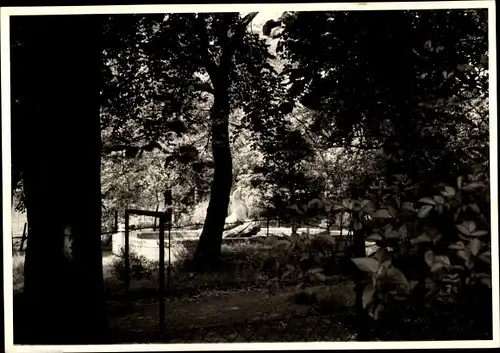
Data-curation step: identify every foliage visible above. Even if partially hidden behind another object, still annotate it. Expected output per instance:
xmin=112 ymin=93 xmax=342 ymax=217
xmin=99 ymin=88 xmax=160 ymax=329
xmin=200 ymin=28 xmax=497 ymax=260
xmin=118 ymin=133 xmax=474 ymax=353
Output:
xmin=175 ymin=200 xmax=210 ymax=229
xmin=12 ymin=254 xmax=26 ymax=294
xmin=255 ymin=11 xmax=492 ymax=331
xmin=347 ymin=164 xmax=491 ymax=323
xmin=258 ymin=130 xmax=323 ymax=226
xmin=100 ymin=145 xmax=213 ymax=229
xmin=101 ymin=13 xmax=283 ymax=176
xmin=101 ymin=13 xmax=287 ymax=268
xmin=101 ymin=151 xmax=166 ymax=218
xmin=274 ymin=9 xmax=488 ymax=186
xmin=254 ymin=230 xmax=357 ymax=297
xmin=111 ymin=248 xmax=158 ymax=282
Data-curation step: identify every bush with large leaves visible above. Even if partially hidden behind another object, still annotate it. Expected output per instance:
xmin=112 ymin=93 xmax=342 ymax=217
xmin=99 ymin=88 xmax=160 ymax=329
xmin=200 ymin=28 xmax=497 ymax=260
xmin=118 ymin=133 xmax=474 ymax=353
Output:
xmin=347 ymin=163 xmax=491 ymax=339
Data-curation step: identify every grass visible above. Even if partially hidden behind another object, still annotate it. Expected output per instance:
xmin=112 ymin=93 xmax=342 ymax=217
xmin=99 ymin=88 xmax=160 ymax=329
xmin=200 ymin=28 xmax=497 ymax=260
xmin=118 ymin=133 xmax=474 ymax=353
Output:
xmin=11 ymin=241 xmax=287 ymax=296
xmin=12 ymin=252 xmax=25 ymax=294
xmin=102 ymin=240 xmax=280 ymax=299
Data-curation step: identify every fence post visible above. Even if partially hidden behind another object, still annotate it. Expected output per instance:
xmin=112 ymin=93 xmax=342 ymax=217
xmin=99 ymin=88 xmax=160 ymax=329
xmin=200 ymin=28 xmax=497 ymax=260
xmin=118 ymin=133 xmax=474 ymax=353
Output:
xmin=153 ymin=204 xmax=159 ymax=231
xmin=114 ymin=210 xmax=118 ymax=233
xmin=339 ymin=213 xmax=343 ymax=238
xmin=266 ymin=213 xmax=270 ymax=237
xmin=158 ymin=214 xmax=166 ymax=335
xmin=168 ymin=216 xmax=172 ymax=293
xmin=20 ymin=222 xmax=27 ymax=251
xmin=124 ymin=210 xmax=130 ymax=296
xmin=166 ymin=194 xmax=172 ymax=293
xmin=351 ymin=211 xmax=371 ymax=341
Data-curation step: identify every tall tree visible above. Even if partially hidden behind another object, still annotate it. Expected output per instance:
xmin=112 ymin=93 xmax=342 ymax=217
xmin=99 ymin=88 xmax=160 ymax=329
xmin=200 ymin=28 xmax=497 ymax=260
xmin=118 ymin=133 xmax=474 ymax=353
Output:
xmin=11 ymin=15 xmax=108 ymax=343
xmin=102 ymin=12 xmax=284 ymax=271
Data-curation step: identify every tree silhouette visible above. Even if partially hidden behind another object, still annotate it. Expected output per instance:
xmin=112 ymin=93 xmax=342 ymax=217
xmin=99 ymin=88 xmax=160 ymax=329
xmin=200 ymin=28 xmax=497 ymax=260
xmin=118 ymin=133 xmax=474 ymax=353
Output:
xmin=11 ymin=15 xmax=108 ymax=344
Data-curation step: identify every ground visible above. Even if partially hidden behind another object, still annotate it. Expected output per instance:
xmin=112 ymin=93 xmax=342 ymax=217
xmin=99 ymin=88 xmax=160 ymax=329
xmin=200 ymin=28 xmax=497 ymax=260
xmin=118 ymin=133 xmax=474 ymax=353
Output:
xmin=106 ymin=283 xmax=358 ymax=343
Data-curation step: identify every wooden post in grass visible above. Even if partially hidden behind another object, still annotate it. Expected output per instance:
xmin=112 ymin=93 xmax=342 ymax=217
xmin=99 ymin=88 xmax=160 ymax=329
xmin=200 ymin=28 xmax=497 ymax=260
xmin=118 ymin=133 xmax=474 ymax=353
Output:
xmin=158 ymin=188 xmax=173 ymax=335
xmin=158 ymin=214 xmax=166 ymax=335
xmin=114 ymin=210 xmax=119 ymax=233
xmin=167 ymin=210 xmax=172 ymax=293
xmin=153 ymin=204 xmax=159 ymax=231
xmin=124 ymin=210 xmax=130 ymax=296
xmin=339 ymin=213 xmax=343 ymax=238
xmin=266 ymin=212 xmax=270 ymax=237
xmin=20 ymin=222 xmax=27 ymax=251
xmin=165 ymin=189 xmax=173 ymax=293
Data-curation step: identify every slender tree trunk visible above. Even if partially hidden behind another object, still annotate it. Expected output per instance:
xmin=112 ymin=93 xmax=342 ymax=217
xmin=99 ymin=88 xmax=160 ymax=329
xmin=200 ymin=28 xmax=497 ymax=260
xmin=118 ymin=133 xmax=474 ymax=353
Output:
xmin=192 ymin=13 xmax=257 ymax=272
xmin=17 ymin=15 xmax=108 ymax=344
xmin=194 ymin=87 xmax=232 ymax=272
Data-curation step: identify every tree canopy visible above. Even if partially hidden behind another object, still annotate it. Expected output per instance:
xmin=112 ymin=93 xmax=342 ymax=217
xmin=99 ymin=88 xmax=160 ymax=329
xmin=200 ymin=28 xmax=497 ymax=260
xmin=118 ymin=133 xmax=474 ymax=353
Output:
xmin=273 ymin=10 xmax=488 ymax=186
xmin=12 ymin=9 xmax=489 ymax=271
xmin=97 ymin=9 xmax=488 ymax=258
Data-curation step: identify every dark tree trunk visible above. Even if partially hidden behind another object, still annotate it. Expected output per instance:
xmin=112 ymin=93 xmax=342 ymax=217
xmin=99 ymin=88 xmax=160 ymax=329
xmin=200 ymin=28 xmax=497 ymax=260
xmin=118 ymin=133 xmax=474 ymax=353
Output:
xmin=193 ymin=87 xmax=232 ymax=272
xmin=191 ymin=13 xmax=258 ymax=272
xmin=15 ymin=15 xmax=108 ymax=344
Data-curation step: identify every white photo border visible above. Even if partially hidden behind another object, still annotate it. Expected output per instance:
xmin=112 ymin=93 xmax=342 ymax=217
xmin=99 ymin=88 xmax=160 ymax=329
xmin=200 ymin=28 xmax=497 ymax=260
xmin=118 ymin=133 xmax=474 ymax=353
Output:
xmin=1 ymin=1 xmax=498 ymax=351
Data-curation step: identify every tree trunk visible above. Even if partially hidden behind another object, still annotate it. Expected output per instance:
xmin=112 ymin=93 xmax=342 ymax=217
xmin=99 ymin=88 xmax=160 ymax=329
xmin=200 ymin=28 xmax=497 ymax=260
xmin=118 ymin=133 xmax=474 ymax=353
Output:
xmin=193 ymin=88 xmax=232 ymax=272
xmin=16 ymin=15 xmax=108 ymax=344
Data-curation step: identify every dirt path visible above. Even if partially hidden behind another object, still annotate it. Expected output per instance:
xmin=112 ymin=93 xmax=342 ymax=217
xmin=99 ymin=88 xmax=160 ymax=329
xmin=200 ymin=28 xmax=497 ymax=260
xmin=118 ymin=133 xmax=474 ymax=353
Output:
xmin=107 ymin=287 xmax=307 ymax=332
xmin=106 ymin=280 xmax=358 ymax=343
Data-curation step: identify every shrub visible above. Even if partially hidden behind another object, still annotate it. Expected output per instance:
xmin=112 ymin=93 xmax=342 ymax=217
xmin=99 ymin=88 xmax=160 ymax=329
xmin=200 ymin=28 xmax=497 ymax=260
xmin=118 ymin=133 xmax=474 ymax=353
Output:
xmin=255 ymin=229 xmax=356 ymax=297
xmin=344 ymin=165 xmax=491 ymax=333
xmin=170 ymin=241 xmax=190 ymax=266
xmin=12 ymin=254 xmax=25 ymax=293
xmin=262 ymin=163 xmax=491 ymax=339
xmin=111 ymin=247 xmax=157 ymax=282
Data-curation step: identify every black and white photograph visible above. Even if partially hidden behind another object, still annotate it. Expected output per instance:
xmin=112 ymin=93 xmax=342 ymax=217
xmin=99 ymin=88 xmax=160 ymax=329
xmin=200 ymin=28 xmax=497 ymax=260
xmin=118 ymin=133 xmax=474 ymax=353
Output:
xmin=1 ymin=1 xmax=498 ymax=350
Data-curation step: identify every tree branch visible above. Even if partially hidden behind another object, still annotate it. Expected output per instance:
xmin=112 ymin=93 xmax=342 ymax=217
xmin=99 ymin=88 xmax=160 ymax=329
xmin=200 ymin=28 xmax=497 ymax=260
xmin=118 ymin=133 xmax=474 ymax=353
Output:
xmin=218 ymin=12 xmax=259 ymax=80
xmin=263 ymin=19 xmax=282 ymax=36
xmin=194 ymin=14 xmax=218 ymax=79
xmin=101 ymin=140 xmax=173 ymax=156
